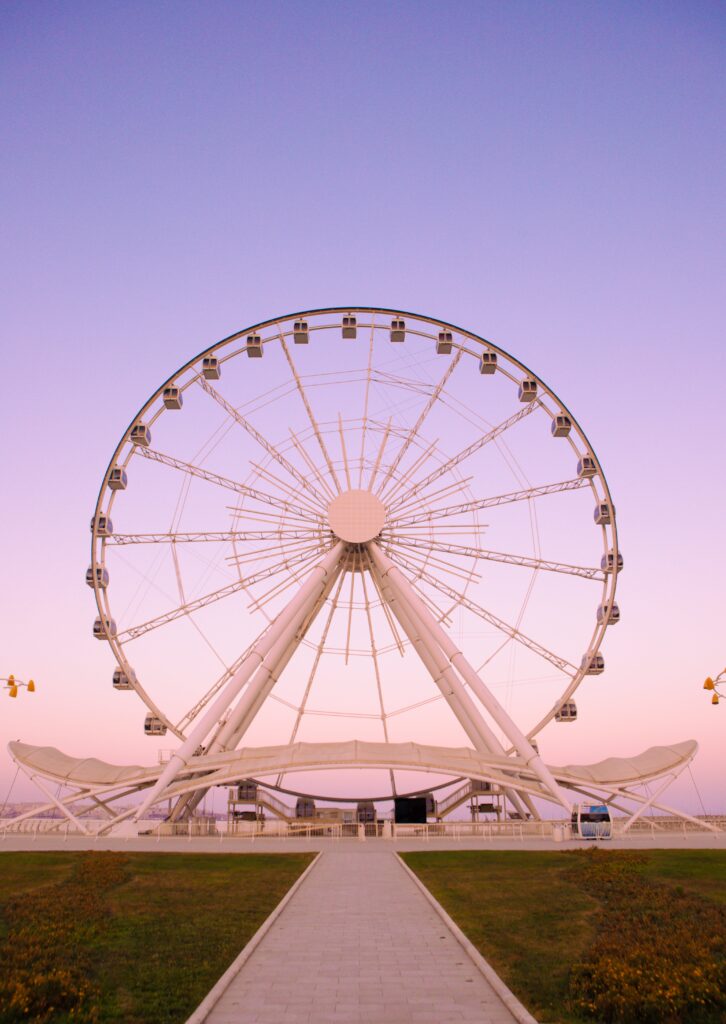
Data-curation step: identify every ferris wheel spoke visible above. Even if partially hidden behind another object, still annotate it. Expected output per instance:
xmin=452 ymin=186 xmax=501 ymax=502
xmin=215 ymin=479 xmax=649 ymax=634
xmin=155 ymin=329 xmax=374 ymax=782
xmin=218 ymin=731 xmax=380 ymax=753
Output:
xmin=227 ymin=505 xmax=319 ymax=529
xmin=387 ymin=402 xmax=541 ymax=514
xmin=372 ymin=368 xmax=437 ymax=399
xmin=236 ymin=544 xmax=330 ymax=590
xmin=249 ymin=460 xmax=328 ymax=520
xmin=287 ymin=428 xmax=337 ymax=502
xmin=359 ymin=568 xmax=392 ymax=731
xmin=377 ymin=551 xmax=456 ymax=626
xmin=359 ymin=563 xmax=397 ymax=794
xmin=367 ymin=417 xmax=393 ymax=492
xmin=226 ymin=536 xmax=328 ymax=570
xmin=117 ymin=544 xmax=324 ymax=642
xmin=175 ymin=638 xmax=263 ymax=733
xmin=380 ymin=440 xmax=439 ymax=507
xmin=362 ymin=547 xmax=406 ymax=655
xmin=338 ymin=413 xmax=353 ymax=490
xmin=387 ymin=536 xmax=605 ymax=581
xmin=279 ymin=335 xmax=342 ymax=494
xmin=136 ymin=448 xmax=323 ymax=524
xmin=386 ymin=550 xmax=576 ymax=674
xmin=107 ymin=528 xmax=315 ymax=546
xmin=282 ymin=569 xmax=347 ymax=766
xmin=357 ymin=323 xmax=376 ymax=488
xmin=198 ymin=377 xmax=328 ymax=511
xmin=219 ymin=548 xmax=344 ymax=753
xmin=344 ymin=552 xmax=357 ymax=663
xmin=392 ymin=477 xmax=589 ymax=528
xmin=383 ymin=537 xmax=482 ymax=586
xmin=384 ymin=476 xmax=474 ymax=523
xmin=377 ymin=350 xmax=462 ymax=498
xmin=247 ymin=542 xmax=337 ymax=612
xmin=118 ymin=578 xmax=249 ymax=642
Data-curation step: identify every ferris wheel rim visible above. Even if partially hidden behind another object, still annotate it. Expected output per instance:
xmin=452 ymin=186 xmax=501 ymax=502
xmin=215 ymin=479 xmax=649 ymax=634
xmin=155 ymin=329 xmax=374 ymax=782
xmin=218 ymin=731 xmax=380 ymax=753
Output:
xmin=89 ymin=306 xmax=619 ymax=750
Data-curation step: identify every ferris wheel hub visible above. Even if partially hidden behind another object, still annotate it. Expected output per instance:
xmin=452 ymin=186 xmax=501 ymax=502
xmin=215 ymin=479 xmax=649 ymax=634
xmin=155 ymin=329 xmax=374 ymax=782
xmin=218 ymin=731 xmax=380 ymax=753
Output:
xmin=327 ymin=488 xmax=386 ymax=543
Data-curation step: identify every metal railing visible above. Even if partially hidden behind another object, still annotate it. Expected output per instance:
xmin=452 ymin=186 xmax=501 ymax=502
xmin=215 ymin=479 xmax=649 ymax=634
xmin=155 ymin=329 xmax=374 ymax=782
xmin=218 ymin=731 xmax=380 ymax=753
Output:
xmin=2 ymin=813 xmax=724 ymax=840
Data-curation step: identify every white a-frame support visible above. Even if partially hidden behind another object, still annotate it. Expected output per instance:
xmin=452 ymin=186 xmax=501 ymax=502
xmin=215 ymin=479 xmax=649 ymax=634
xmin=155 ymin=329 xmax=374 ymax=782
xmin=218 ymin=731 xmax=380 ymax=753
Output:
xmin=368 ymin=542 xmax=571 ymax=813
xmin=134 ymin=541 xmax=344 ymax=820
xmin=369 ymin=557 xmax=537 ymax=821
xmin=134 ymin=537 xmax=569 ymax=820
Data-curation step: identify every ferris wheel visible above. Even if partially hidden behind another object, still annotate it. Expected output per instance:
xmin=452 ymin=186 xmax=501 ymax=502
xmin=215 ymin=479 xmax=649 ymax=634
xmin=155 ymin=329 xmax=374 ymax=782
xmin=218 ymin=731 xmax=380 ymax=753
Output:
xmin=88 ymin=307 xmax=620 ymax=811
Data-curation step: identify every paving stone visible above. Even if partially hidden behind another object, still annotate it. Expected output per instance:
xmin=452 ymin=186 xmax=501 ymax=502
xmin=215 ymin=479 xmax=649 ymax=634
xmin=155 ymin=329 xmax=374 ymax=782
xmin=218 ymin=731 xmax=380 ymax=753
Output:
xmin=204 ymin=847 xmax=522 ymax=1023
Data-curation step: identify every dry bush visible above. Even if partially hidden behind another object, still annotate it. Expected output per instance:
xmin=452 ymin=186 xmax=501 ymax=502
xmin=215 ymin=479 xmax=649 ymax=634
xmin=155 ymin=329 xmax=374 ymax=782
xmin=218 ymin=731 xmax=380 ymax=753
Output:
xmin=568 ymin=851 xmax=726 ymax=1024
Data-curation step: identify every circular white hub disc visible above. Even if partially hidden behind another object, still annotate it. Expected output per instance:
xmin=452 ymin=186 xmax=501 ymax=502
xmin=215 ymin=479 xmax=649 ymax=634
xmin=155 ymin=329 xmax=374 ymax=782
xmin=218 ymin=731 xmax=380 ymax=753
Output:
xmin=327 ymin=489 xmax=386 ymax=543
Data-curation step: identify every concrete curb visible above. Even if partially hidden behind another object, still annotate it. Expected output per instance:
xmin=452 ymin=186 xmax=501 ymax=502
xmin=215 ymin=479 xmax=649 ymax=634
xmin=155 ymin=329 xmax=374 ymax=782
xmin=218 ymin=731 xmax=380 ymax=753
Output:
xmin=184 ymin=850 xmax=323 ymax=1024
xmin=396 ymin=853 xmax=539 ymax=1024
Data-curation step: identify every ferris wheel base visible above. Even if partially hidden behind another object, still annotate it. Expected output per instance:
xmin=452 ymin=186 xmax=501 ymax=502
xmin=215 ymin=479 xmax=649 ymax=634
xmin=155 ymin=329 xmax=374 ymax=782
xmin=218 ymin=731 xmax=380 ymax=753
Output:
xmin=3 ymin=736 xmax=719 ymax=836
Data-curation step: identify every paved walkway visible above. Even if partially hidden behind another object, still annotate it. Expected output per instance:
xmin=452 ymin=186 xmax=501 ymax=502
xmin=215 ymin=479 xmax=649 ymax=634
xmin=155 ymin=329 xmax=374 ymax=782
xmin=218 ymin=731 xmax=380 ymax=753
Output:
xmin=204 ymin=848 xmax=520 ymax=1024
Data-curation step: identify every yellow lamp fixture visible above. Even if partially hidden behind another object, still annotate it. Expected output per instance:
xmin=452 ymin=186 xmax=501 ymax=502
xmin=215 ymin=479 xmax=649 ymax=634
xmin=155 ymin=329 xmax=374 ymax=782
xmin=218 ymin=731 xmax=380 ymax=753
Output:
xmin=704 ymin=669 xmax=725 ymax=705
xmin=2 ymin=674 xmax=36 ymax=697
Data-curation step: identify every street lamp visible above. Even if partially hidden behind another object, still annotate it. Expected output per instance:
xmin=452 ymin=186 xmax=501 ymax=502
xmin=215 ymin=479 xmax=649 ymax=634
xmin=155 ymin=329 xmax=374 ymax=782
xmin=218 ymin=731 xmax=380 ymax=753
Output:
xmin=1 ymin=675 xmax=36 ymax=699
xmin=703 ymin=670 xmax=725 ymax=705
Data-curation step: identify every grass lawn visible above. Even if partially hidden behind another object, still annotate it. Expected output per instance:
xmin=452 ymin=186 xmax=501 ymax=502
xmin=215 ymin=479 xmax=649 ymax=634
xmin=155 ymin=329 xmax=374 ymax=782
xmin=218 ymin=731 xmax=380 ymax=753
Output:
xmin=401 ymin=849 xmax=726 ymax=1024
xmin=0 ymin=850 xmax=314 ymax=1024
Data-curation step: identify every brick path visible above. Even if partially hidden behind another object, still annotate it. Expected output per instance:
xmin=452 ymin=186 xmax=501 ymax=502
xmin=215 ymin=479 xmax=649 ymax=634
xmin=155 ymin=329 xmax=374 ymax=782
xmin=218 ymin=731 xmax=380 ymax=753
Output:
xmin=204 ymin=847 xmax=520 ymax=1023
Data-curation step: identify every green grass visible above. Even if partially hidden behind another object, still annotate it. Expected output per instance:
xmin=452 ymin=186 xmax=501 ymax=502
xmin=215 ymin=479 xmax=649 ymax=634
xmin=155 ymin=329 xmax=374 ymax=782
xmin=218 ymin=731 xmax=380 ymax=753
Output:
xmin=401 ymin=849 xmax=726 ymax=1024
xmin=638 ymin=849 xmax=726 ymax=904
xmin=0 ymin=850 xmax=314 ymax=1024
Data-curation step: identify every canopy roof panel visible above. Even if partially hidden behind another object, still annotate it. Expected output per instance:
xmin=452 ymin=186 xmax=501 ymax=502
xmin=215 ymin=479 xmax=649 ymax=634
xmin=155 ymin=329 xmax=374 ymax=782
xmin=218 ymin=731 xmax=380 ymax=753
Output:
xmin=9 ymin=738 xmax=698 ymax=793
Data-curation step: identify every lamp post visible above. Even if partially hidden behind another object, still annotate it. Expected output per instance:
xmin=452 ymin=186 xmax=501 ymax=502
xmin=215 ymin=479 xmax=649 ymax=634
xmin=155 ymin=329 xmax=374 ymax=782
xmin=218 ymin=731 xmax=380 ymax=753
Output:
xmin=703 ymin=670 xmax=725 ymax=705
xmin=1 ymin=675 xmax=36 ymax=699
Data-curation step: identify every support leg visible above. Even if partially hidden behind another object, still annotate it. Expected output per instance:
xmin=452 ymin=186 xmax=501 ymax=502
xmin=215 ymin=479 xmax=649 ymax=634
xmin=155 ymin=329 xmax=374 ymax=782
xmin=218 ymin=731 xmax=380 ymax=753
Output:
xmin=134 ymin=542 xmax=344 ymax=820
xmin=369 ymin=542 xmax=570 ymax=813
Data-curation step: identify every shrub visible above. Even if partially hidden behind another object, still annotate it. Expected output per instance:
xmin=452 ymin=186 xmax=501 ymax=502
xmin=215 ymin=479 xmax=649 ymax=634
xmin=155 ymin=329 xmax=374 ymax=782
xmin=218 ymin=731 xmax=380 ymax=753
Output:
xmin=568 ymin=851 xmax=726 ymax=1023
xmin=0 ymin=852 xmax=128 ymax=1023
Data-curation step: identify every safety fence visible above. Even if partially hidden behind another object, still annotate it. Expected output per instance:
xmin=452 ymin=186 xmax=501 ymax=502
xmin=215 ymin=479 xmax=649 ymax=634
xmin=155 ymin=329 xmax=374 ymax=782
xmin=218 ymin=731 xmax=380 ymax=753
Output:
xmin=2 ymin=814 xmax=724 ymax=840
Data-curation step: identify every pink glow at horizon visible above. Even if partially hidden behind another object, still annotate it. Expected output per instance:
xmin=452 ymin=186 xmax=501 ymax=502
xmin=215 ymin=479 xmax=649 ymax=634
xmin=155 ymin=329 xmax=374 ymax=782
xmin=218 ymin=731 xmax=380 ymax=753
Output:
xmin=1 ymin=2 xmax=724 ymax=815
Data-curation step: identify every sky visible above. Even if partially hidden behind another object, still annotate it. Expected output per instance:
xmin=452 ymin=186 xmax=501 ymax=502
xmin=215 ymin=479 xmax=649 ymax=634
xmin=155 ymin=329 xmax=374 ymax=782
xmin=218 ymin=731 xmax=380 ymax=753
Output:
xmin=0 ymin=0 xmax=724 ymax=815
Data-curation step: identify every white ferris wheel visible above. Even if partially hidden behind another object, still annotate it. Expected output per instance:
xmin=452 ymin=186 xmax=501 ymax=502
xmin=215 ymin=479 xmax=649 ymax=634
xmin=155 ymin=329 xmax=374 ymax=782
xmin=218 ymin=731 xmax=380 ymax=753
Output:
xmin=87 ymin=306 xmax=622 ymax=818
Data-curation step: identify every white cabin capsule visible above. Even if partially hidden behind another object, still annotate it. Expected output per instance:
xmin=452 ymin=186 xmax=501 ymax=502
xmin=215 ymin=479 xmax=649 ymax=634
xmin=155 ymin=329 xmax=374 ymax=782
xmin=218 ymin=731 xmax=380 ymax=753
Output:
xmin=594 ymin=502 xmax=614 ymax=525
xmin=436 ymin=330 xmax=453 ymax=354
xmin=93 ymin=616 xmax=117 ymax=640
xmin=581 ymin=652 xmax=605 ymax=675
xmin=130 ymin=422 xmax=151 ymax=447
xmin=202 ymin=356 xmax=220 ymax=379
xmin=246 ymin=334 xmax=263 ymax=358
xmin=555 ymin=701 xmax=578 ymax=722
xmin=293 ymin=321 xmax=309 ymax=344
xmin=144 ymin=714 xmax=167 ymax=736
xmin=601 ymin=549 xmax=624 ymax=574
xmin=577 ymin=454 xmax=597 ymax=478
xmin=108 ymin=466 xmax=127 ymax=490
xmin=551 ymin=414 xmax=572 ymax=437
xmin=90 ymin=513 xmax=113 ymax=537
xmin=163 ymin=386 xmax=183 ymax=410
xmin=86 ymin=565 xmax=109 ymax=589
xmin=597 ymin=602 xmax=620 ymax=625
xmin=390 ymin=318 xmax=405 ymax=343
xmin=342 ymin=314 xmax=357 ymax=339
xmin=518 ymin=378 xmax=538 ymax=403
xmin=112 ymin=667 xmax=134 ymax=690
xmin=479 ymin=351 xmax=497 ymax=374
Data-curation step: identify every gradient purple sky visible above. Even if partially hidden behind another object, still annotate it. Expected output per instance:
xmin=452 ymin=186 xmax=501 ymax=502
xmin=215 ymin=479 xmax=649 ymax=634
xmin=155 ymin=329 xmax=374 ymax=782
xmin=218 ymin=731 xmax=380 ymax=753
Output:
xmin=1 ymin=2 xmax=724 ymax=812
